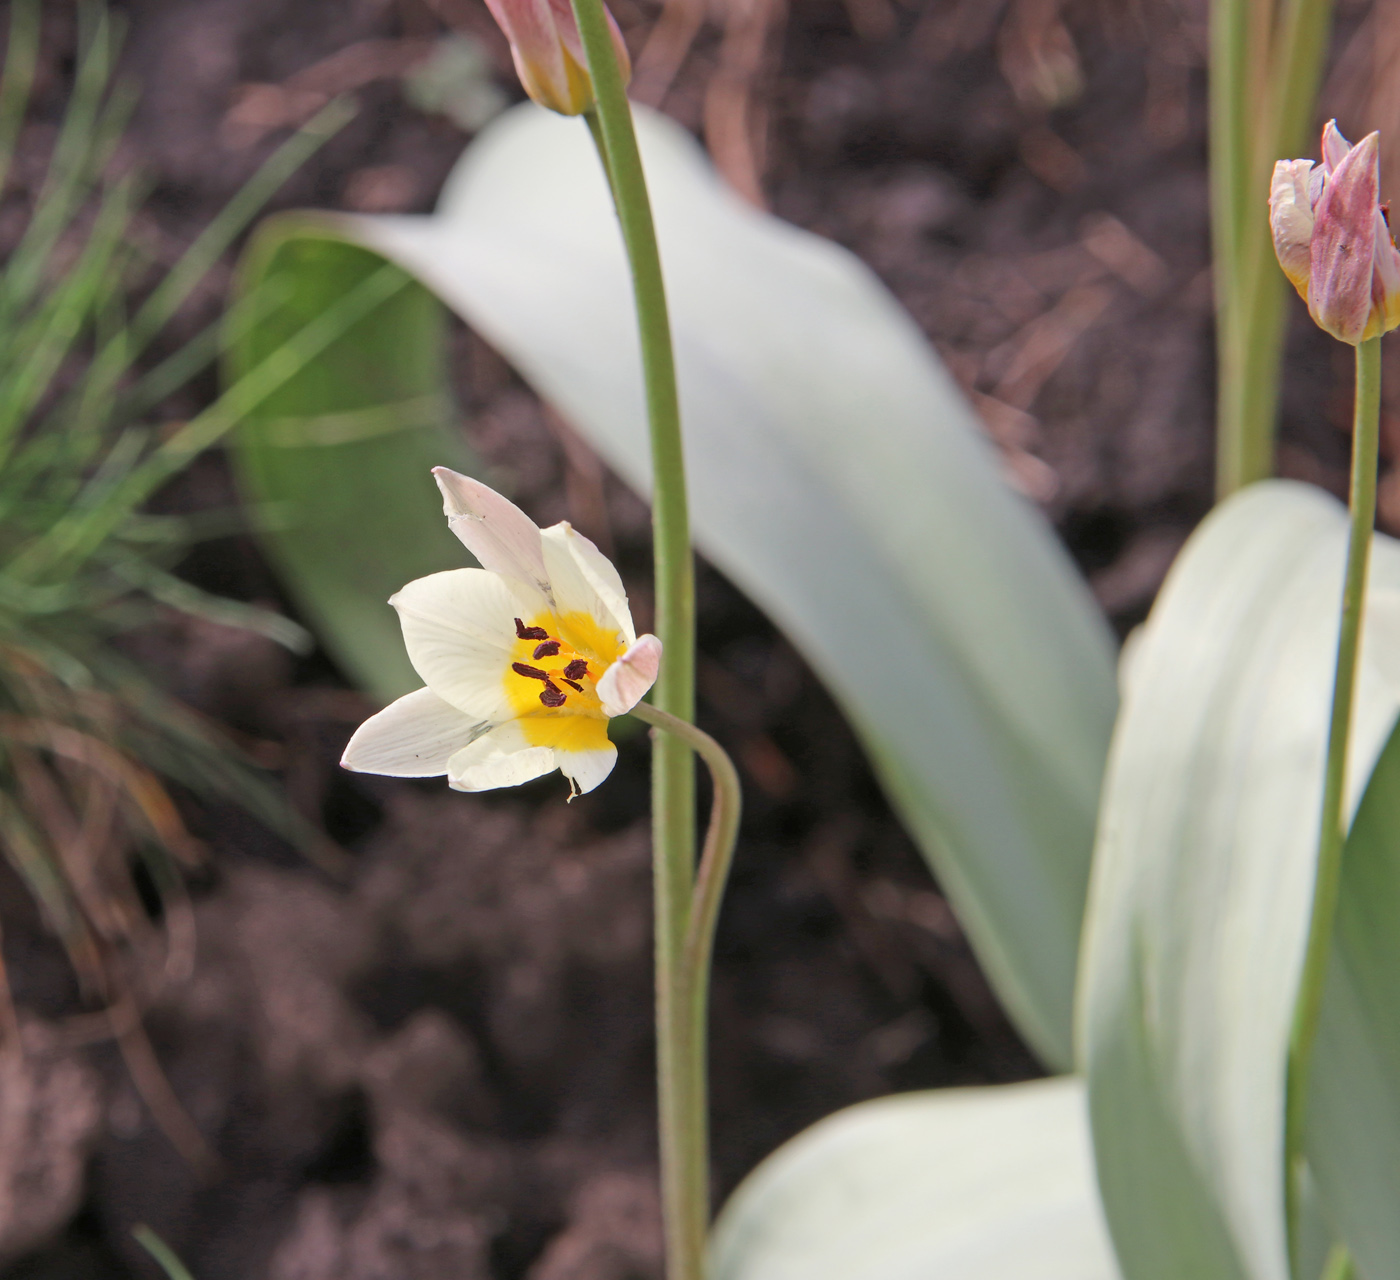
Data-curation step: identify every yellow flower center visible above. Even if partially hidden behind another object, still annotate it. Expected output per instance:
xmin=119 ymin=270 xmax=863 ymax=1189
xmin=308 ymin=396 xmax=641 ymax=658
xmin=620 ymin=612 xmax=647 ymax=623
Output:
xmin=504 ymin=610 xmax=626 ymax=753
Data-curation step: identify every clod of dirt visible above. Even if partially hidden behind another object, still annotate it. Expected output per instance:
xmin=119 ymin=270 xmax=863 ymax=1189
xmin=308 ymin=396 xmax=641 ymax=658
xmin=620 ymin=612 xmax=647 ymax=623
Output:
xmin=0 ymin=1031 xmax=104 ymax=1265
xmin=526 ymin=1171 xmax=663 ymax=1280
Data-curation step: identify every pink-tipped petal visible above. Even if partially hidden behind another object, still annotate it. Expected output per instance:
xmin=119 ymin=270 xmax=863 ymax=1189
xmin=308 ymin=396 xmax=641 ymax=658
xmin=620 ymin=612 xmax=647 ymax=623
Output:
xmin=545 ymin=0 xmax=632 ymax=86
xmin=432 ymin=467 xmax=552 ymax=601
xmin=596 ymin=634 xmax=662 ymax=717
xmin=1308 ymin=131 xmax=1381 ymax=344
xmin=1372 ymin=208 xmax=1400 ymax=336
xmin=1269 ymin=159 xmax=1316 ymax=297
xmin=1321 ymin=119 xmax=1353 ymax=176
xmin=483 ymin=0 xmax=573 ymax=112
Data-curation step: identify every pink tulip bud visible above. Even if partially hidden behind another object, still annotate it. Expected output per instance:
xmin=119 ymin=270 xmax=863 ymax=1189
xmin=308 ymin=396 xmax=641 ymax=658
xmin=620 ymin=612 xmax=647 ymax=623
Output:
xmin=1270 ymin=121 xmax=1400 ymax=345
xmin=483 ymin=0 xmax=631 ymax=117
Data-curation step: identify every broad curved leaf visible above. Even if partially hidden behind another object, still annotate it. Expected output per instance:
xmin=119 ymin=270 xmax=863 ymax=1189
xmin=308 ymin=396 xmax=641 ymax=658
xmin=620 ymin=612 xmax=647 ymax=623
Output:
xmin=1078 ymin=480 xmax=1400 ymax=1280
xmin=227 ymin=223 xmax=478 ymax=701
xmin=710 ymin=1076 xmax=1119 ymax=1280
xmin=1308 ymin=713 xmax=1400 ymax=1279
xmin=230 ymin=105 xmax=1117 ymax=1068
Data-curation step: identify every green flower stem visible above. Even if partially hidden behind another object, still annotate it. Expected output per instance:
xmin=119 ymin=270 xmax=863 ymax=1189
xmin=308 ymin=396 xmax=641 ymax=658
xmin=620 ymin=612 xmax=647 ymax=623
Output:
xmin=1285 ymin=335 xmax=1382 ymax=1273
xmin=630 ymin=702 xmax=743 ymax=1122
xmin=568 ymin=3 xmax=702 ymax=1276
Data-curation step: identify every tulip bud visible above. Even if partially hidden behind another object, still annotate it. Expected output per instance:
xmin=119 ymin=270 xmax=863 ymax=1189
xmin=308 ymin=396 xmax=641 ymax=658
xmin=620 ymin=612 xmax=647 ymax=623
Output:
xmin=483 ymin=0 xmax=631 ymax=117
xmin=1270 ymin=121 xmax=1400 ymax=345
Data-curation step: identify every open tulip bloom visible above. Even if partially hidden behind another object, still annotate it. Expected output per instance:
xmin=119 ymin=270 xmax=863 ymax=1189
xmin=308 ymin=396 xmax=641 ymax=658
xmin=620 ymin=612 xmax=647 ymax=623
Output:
xmin=1271 ymin=120 xmax=1400 ymax=345
xmin=341 ymin=468 xmax=662 ymax=797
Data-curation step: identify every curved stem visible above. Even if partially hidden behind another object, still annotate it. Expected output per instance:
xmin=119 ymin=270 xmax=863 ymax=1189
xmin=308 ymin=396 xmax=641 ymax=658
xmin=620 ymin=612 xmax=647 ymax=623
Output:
xmin=568 ymin=6 xmax=700 ymax=1276
xmin=631 ymin=696 xmax=740 ymax=1280
xmin=630 ymin=700 xmax=743 ymax=1012
xmin=1285 ymin=335 xmax=1382 ymax=1274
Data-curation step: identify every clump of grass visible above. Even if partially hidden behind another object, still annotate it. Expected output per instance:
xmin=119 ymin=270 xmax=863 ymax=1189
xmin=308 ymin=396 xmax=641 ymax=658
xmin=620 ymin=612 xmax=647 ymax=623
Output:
xmin=0 ymin=0 xmax=360 ymax=1130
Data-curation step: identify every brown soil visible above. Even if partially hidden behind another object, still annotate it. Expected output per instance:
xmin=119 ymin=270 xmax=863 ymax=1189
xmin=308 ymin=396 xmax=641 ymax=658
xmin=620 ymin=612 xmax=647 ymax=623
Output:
xmin=1 ymin=1 xmax=1391 ymax=1277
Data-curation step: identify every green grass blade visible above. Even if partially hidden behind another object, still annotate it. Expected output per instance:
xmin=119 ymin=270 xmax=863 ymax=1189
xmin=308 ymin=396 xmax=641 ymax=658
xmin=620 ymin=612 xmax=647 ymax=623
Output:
xmin=109 ymin=557 xmax=312 ymax=653
xmin=0 ymin=0 xmax=41 ymax=199
xmin=0 ymin=6 xmax=120 ymax=324
xmin=8 ymin=263 xmax=410 ymax=585
xmin=72 ymin=98 xmax=356 ymax=428
xmin=0 ymin=176 xmax=138 ymax=460
xmin=133 ymin=1225 xmax=196 ymax=1280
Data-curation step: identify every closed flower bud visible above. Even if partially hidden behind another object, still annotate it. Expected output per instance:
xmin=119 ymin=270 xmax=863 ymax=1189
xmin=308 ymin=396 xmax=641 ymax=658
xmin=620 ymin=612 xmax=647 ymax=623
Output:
xmin=1270 ymin=121 xmax=1400 ymax=345
xmin=483 ymin=0 xmax=631 ymax=116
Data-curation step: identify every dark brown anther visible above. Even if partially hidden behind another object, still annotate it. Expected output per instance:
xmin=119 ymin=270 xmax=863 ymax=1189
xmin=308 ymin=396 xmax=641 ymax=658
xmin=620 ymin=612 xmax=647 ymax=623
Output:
xmin=539 ymin=682 xmax=567 ymax=707
xmin=561 ymin=678 xmax=583 ymax=693
xmin=563 ymin=659 xmax=589 ymax=681
xmin=533 ymin=640 xmax=561 ymax=659
xmin=514 ymin=617 xmax=550 ymax=641
xmin=512 ymin=662 xmax=549 ymax=681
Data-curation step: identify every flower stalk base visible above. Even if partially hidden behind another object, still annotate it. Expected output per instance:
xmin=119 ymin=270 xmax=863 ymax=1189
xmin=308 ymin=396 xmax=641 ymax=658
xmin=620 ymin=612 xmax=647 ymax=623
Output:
xmin=568 ymin=3 xmax=716 ymax=1277
xmin=1284 ymin=335 xmax=1382 ymax=1277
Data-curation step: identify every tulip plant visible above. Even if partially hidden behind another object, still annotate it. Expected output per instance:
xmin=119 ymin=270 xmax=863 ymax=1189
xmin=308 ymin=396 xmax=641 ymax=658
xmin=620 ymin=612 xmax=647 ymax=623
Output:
xmin=333 ymin=4 xmax=743 ymax=1276
xmin=1269 ymin=120 xmax=1400 ymax=1280
xmin=225 ymin=2 xmax=1400 ymax=1279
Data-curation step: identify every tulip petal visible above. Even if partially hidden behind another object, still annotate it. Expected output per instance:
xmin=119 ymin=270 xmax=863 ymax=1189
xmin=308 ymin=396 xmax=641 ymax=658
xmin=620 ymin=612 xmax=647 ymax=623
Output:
xmin=432 ymin=466 xmax=552 ymax=601
xmin=1322 ymin=119 xmax=1352 ymax=176
xmin=447 ymin=719 xmax=559 ymax=791
xmin=540 ymin=522 xmax=634 ymax=646
xmin=341 ymin=686 xmax=485 ymax=776
xmin=483 ymin=0 xmax=573 ymax=115
xmin=392 ymin=568 xmax=536 ymax=720
xmin=596 ymin=633 xmax=662 ymax=717
xmin=1372 ymin=208 xmax=1400 ymax=336
xmin=545 ymin=0 xmax=632 ymax=87
xmin=1309 ymin=131 xmax=1381 ymax=344
xmin=556 ymin=740 xmax=618 ymax=795
xmin=1270 ymin=159 xmax=1316 ymax=299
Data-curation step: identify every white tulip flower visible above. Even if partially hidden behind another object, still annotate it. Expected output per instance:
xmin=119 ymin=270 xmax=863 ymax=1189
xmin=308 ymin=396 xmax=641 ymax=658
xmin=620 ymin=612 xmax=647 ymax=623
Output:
xmin=341 ymin=467 xmax=662 ymax=797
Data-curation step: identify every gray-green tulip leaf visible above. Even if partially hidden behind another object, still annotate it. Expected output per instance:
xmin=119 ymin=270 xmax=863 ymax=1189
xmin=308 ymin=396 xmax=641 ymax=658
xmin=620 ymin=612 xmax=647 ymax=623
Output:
xmin=710 ymin=1076 xmax=1120 ymax=1280
xmin=1078 ymin=480 xmax=1400 ymax=1280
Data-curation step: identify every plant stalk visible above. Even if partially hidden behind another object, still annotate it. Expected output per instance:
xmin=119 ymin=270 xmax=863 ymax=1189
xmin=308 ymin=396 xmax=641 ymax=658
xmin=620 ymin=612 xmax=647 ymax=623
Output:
xmin=1285 ymin=335 xmax=1382 ymax=1274
xmin=569 ymin=5 xmax=702 ymax=1276
xmin=630 ymin=702 xmax=743 ymax=1143
xmin=1211 ymin=0 xmax=1336 ymax=500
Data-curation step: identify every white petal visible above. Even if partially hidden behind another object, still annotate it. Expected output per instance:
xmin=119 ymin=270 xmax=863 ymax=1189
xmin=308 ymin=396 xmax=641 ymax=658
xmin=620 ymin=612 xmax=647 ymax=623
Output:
xmin=1269 ymin=159 xmax=1316 ymax=295
xmin=392 ymin=568 xmax=536 ymax=721
xmin=341 ymin=687 xmax=486 ymax=777
xmin=432 ymin=467 xmax=553 ymax=602
xmin=446 ymin=720 xmax=558 ymax=791
xmin=596 ymin=634 xmax=663 ymax=717
xmin=556 ymin=742 xmax=618 ymax=796
xmin=540 ymin=522 xmax=634 ymax=644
